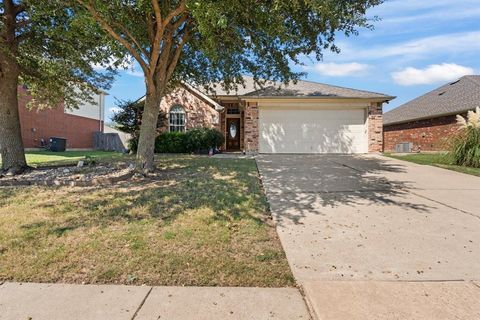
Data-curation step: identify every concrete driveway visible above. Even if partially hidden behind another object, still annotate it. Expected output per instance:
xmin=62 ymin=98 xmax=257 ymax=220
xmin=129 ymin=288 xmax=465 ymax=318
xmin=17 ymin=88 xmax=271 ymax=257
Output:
xmin=256 ymin=154 xmax=480 ymax=319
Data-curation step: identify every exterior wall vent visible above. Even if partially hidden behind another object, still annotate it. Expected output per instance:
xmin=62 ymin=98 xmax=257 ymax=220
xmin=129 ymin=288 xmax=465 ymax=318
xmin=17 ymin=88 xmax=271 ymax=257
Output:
xmin=395 ymin=142 xmax=413 ymax=153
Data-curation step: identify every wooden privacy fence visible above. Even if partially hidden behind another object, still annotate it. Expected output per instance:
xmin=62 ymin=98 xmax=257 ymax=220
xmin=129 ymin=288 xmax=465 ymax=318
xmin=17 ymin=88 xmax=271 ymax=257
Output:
xmin=93 ymin=132 xmax=128 ymax=153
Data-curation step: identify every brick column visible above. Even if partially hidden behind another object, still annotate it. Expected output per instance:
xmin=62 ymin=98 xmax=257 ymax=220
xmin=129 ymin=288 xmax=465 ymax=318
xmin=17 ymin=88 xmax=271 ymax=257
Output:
xmin=244 ymin=102 xmax=259 ymax=153
xmin=368 ymin=102 xmax=383 ymax=153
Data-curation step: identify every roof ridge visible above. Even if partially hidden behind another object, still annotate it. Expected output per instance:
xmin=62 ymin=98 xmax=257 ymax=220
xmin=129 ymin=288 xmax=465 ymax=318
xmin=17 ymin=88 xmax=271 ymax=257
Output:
xmin=220 ymin=75 xmax=393 ymax=98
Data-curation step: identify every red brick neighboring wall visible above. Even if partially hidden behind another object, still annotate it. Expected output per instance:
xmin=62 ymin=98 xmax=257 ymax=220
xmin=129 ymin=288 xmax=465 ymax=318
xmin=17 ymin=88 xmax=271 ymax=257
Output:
xmin=159 ymin=87 xmax=220 ymax=132
xmin=368 ymin=102 xmax=384 ymax=153
xmin=244 ymin=102 xmax=259 ymax=153
xmin=18 ymin=87 xmax=102 ymax=149
xmin=383 ymin=114 xmax=462 ymax=152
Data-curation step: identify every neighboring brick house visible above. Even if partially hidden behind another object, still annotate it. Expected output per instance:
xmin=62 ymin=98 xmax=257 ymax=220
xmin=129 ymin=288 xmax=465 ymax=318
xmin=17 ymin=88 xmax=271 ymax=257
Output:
xmin=384 ymin=75 xmax=480 ymax=152
xmin=18 ymin=86 xmax=107 ymax=149
xmin=159 ymin=77 xmax=394 ymax=154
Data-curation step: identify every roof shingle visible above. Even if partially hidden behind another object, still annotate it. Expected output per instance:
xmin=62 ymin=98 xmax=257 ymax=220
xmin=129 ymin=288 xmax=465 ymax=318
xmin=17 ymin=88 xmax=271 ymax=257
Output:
xmin=384 ymin=75 xmax=480 ymax=125
xmin=206 ymin=76 xmax=394 ymax=100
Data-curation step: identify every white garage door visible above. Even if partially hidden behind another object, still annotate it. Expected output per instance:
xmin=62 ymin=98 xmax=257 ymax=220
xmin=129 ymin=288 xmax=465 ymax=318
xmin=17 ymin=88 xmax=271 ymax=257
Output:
xmin=259 ymin=108 xmax=367 ymax=154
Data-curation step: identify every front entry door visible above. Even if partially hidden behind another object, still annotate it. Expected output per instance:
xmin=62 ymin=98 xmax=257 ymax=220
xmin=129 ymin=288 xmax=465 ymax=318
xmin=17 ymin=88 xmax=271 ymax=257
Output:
xmin=226 ymin=118 xmax=241 ymax=150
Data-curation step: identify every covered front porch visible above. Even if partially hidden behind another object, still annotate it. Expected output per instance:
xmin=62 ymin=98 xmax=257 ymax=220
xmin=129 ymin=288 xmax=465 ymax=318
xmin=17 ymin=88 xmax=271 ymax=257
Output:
xmin=218 ymin=100 xmax=245 ymax=152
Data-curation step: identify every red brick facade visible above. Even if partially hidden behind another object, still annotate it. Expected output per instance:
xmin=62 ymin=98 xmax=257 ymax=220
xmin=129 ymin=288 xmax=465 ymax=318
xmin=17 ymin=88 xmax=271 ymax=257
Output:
xmin=368 ymin=102 xmax=384 ymax=152
xmin=383 ymin=114 xmax=462 ymax=152
xmin=18 ymin=88 xmax=103 ymax=149
xmin=244 ymin=102 xmax=259 ymax=153
xmin=159 ymin=87 xmax=220 ymax=133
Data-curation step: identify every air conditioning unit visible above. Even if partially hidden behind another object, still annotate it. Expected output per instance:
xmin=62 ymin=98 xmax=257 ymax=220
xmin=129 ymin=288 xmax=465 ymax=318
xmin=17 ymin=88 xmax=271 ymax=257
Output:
xmin=395 ymin=142 xmax=413 ymax=153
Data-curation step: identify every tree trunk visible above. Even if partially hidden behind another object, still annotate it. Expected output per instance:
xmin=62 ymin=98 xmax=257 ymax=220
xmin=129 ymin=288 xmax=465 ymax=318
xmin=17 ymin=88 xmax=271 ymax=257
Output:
xmin=136 ymin=91 xmax=162 ymax=173
xmin=0 ymin=57 xmax=27 ymax=174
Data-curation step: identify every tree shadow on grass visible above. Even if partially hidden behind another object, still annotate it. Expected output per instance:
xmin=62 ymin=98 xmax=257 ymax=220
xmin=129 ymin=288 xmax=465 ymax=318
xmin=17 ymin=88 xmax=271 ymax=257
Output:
xmin=15 ymin=157 xmax=268 ymax=236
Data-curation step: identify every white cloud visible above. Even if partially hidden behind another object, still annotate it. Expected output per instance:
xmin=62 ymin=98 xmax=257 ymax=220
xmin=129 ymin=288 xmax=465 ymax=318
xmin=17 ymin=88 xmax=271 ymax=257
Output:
xmin=330 ymin=31 xmax=480 ymax=63
xmin=312 ymin=62 xmax=370 ymax=76
xmin=382 ymin=7 xmax=480 ymax=25
xmin=109 ymin=106 xmax=122 ymax=114
xmin=370 ymin=0 xmax=479 ymax=18
xmin=391 ymin=63 xmax=474 ymax=86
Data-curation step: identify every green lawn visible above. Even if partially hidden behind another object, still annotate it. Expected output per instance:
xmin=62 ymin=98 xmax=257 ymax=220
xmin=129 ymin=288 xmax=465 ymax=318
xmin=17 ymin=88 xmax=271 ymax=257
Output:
xmin=0 ymin=155 xmax=294 ymax=287
xmin=26 ymin=150 xmax=121 ymax=167
xmin=0 ymin=150 xmax=122 ymax=168
xmin=384 ymin=153 xmax=480 ymax=177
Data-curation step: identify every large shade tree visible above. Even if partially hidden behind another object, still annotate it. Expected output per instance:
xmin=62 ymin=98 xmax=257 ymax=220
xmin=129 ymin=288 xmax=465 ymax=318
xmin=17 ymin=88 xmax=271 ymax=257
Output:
xmin=77 ymin=0 xmax=383 ymax=172
xmin=0 ymin=0 xmax=120 ymax=174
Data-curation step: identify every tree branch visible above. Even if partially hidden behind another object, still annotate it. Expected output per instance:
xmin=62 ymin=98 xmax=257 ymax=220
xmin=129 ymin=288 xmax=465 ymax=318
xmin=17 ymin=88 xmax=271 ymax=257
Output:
xmin=3 ymin=0 xmax=17 ymax=45
xmin=170 ymin=13 xmax=188 ymax=32
xmin=162 ymin=0 xmax=186 ymax=28
xmin=149 ymin=0 xmax=166 ymax=74
xmin=111 ymin=20 xmax=149 ymax=59
xmin=166 ymin=24 xmax=190 ymax=80
xmin=76 ymin=0 xmax=150 ymax=78
xmin=146 ymin=14 xmax=155 ymax=45
xmin=155 ymin=34 xmax=173 ymax=83
xmin=151 ymin=0 xmax=162 ymax=27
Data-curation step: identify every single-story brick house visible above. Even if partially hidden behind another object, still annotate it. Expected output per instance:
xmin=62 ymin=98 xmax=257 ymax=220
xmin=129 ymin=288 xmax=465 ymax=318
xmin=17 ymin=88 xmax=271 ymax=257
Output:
xmin=18 ymin=86 xmax=107 ymax=150
xmin=383 ymin=75 xmax=480 ymax=152
xmin=159 ymin=77 xmax=394 ymax=154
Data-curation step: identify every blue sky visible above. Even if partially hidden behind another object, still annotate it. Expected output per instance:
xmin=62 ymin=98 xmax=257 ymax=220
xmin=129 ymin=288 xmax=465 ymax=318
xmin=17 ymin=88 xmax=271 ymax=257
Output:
xmin=104 ymin=0 xmax=480 ymax=121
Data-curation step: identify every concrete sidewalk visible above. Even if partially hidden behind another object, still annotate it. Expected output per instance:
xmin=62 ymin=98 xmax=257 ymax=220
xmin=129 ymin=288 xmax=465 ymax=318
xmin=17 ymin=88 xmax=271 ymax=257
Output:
xmin=0 ymin=282 xmax=311 ymax=320
xmin=303 ymin=280 xmax=480 ymax=320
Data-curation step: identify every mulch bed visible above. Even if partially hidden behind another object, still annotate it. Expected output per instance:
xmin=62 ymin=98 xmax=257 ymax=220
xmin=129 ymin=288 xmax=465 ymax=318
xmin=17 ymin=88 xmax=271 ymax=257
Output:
xmin=0 ymin=163 xmax=135 ymax=187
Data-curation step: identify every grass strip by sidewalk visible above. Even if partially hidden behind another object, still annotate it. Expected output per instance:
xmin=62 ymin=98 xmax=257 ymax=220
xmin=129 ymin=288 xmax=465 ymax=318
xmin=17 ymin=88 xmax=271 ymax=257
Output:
xmin=384 ymin=153 xmax=480 ymax=177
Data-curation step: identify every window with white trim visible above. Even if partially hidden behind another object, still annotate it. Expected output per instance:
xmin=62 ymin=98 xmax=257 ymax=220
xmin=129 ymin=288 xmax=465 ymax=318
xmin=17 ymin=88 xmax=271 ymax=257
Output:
xmin=169 ymin=105 xmax=186 ymax=132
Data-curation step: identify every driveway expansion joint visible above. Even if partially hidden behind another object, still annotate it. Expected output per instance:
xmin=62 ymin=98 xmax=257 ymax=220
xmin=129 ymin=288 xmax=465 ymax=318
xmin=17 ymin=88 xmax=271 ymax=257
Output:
xmin=409 ymin=190 xmax=480 ymax=220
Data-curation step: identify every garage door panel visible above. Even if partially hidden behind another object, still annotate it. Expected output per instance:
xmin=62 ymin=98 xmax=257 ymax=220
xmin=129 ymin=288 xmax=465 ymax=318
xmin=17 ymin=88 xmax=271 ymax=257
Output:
xmin=259 ymin=109 xmax=367 ymax=154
